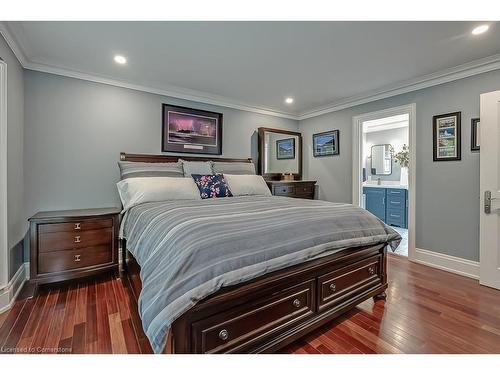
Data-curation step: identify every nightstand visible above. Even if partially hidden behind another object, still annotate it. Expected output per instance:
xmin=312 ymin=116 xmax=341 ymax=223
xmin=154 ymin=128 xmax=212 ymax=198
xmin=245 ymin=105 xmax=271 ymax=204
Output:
xmin=29 ymin=207 xmax=120 ymax=287
xmin=266 ymin=180 xmax=317 ymax=199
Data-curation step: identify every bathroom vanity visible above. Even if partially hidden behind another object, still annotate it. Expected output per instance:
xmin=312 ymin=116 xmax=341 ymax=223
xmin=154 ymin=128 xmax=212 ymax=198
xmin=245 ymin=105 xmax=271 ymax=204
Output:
xmin=363 ymin=185 xmax=408 ymax=229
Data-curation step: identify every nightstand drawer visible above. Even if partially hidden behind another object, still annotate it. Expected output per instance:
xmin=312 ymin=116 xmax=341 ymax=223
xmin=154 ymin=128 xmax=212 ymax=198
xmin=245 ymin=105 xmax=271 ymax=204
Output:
xmin=39 ymin=227 xmax=113 ymax=253
xmin=38 ymin=245 xmax=112 ymax=274
xmin=39 ymin=218 xmax=112 ymax=233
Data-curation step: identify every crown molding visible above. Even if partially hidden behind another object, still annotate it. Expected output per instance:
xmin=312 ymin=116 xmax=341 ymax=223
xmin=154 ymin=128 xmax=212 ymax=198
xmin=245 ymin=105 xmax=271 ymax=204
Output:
xmin=3 ymin=21 xmax=500 ymax=121
xmin=0 ymin=22 xmax=28 ymax=66
xmin=23 ymin=60 xmax=300 ymax=120
xmin=299 ymin=52 xmax=500 ymax=120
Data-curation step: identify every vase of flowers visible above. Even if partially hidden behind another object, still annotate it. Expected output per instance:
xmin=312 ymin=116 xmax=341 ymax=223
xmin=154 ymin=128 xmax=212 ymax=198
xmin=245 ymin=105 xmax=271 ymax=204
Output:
xmin=395 ymin=144 xmax=409 ymax=186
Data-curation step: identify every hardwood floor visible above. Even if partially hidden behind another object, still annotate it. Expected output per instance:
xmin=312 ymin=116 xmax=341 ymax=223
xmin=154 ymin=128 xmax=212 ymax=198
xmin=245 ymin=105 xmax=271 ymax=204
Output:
xmin=2 ymin=254 xmax=500 ymax=354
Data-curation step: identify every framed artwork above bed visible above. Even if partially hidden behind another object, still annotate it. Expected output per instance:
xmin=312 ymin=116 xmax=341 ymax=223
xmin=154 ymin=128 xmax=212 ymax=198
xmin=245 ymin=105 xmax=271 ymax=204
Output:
xmin=162 ymin=104 xmax=223 ymax=155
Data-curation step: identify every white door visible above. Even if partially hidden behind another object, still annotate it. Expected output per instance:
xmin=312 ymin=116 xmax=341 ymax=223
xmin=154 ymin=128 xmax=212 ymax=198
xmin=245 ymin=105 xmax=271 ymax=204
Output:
xmin=480 ymin=90 xmax=500 ymax=289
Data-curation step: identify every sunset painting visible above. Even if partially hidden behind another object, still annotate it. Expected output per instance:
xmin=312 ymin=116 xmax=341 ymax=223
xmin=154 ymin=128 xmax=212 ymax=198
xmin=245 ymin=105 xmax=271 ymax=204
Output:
xmin=162 ymin=104 xmax=223 ymax=155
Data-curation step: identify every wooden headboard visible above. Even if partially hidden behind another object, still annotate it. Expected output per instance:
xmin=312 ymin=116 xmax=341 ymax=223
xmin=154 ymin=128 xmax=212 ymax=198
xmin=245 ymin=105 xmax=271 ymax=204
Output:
xmin=120 ymin=152 xmax=253 ymax=164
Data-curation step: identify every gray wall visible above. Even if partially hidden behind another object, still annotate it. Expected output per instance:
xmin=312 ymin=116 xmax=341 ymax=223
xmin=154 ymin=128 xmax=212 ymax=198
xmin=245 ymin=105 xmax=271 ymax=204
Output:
xmin=0 ymin=34 xmax=24 ymax=279
xmin=24 ymin=70 xmax=299 ymax=226
xmin=365 ymin=127 xmax=409 ymax=182
xmin=300 ymin=69 xmax=500 ymax=262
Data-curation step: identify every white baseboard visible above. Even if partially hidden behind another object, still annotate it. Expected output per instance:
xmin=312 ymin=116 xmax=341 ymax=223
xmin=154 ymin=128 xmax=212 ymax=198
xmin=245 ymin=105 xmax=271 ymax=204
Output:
xmin=0 ymin=262 xmax=29 ymax=314
xmin=414 ymin=248 xmax=479 ymax=280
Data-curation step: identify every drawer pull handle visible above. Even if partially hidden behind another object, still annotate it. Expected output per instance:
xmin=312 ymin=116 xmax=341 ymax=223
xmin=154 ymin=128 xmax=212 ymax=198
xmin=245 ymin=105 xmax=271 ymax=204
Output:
xmin=74 ymin=236 xmax=81 ymax=243
xmin=74 ymin=223 xmax=81 ymax=230
xmin=292 ymin=298 xmax=301 ymax=308
xmin=329 ymin=283 xmax=336 ymax=292
xmin=390 ymin=214 xmax=400 ymax=218
xmin=74 ymin=254 xmax=81 ymax=262
xmin=219 ymin=329 xmax=229 ymax=341
xmin=368 ymin=266 xmax=375 ymax=275
xmin=390 ymin=201 xmax=400 ymax=204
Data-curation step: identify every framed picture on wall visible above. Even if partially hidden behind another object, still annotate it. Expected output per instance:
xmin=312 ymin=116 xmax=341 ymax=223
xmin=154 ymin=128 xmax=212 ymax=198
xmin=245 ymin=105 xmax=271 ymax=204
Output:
xmin=313 ymin=130 xmax=339 ymax=157
xmin=276 ymin=138 xmax=295 ymax=159
xmin=432 ymin=112 xmax=461 ymax=161
xmin=162 ymin=104 xmax=223 ymax=155
xmin=471 ymin=118 xmax=480 ymax=151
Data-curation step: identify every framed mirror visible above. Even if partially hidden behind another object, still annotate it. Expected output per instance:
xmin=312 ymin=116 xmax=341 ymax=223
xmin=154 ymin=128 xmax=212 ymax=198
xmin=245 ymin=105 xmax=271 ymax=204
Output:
xmin=258 ymin=127 xmax=302 ymax=180
xmin=370 ymin=144 xmax=393 ymax=175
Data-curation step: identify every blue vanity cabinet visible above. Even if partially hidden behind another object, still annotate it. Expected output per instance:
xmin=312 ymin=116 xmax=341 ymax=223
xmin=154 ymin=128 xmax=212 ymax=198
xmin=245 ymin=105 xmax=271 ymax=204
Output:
xmin=386 ymin=188 xmax=407 ymax=228
xmin=363 ymin=187 xmax=407 ymax=228
xmin=363 ymin=187 xmax=386 ymax=222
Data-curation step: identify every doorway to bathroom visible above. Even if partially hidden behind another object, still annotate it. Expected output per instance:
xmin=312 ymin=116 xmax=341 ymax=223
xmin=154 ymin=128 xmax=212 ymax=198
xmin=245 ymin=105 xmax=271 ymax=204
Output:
xmin=352 ymin=104 xmax=416 ymax=259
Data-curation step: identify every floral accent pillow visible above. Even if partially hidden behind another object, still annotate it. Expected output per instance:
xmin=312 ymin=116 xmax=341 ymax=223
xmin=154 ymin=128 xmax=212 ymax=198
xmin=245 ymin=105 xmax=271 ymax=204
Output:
xmin=191 ymin=174 xmax=233 ymax=199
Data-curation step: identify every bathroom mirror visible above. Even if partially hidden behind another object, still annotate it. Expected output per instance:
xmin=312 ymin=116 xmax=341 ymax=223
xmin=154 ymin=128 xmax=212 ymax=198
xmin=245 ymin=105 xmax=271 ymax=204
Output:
xmin=371 ymin=144 xmax=393 ymax=175
xmin=258 ymin=127 xmax=302 ymax=180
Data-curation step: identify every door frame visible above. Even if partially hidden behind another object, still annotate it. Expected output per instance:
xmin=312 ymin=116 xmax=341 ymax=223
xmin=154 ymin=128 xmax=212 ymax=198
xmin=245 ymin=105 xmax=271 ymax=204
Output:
xmin=0 ymin=59 xmax=7 ymax=288
xmin=352 ymin=103 xmax=416 ymax=261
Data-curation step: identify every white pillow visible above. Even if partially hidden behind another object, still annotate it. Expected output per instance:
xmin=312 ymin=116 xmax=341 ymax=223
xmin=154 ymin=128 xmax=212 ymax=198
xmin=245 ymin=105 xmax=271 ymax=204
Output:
xmin=224 ymin=174 xmax=272 ymax=197
xmin=180 ymin=159 xmax=213 ymax=177
xmin=117 ymin=177 xmax=201 ymax=211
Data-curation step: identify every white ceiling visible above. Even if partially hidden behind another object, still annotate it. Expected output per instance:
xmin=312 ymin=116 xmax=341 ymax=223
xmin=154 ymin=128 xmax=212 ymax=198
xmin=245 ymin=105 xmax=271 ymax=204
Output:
xmin=4 ymin=21 xmax=500 ymax=118
xmin=363 ymin=114 xmax=409 ymax=133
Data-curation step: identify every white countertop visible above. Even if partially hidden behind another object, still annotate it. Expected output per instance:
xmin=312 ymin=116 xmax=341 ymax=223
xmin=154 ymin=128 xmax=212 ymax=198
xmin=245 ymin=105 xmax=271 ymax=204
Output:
xmin=363 ymin=183 xmax=408 ymax=189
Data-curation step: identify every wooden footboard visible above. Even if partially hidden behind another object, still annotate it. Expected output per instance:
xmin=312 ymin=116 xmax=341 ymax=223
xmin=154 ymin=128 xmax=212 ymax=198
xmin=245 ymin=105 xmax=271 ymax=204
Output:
xmin=123 ymin=240 xmax=388 ymax=354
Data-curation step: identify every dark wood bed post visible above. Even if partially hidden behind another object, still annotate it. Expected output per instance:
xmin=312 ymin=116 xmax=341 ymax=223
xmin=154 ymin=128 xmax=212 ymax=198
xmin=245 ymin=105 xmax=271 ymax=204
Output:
xmin=373 ymin=245 xmax=388 ymax=301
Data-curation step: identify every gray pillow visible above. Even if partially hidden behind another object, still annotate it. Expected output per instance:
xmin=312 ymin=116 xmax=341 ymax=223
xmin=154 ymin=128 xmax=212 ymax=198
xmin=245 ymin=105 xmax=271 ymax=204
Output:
xmin=180 ymin=160 xmax=214 ymax=177
xmin=212 ymin=161 xmax=256 ymax=175
xmin=118 ymin=161 xmax=184 ymax=180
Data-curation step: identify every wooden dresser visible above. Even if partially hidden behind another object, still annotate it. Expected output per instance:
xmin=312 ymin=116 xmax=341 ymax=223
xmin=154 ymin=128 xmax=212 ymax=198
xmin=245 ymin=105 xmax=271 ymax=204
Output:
xmin=29 ymin=207 xmax=120 ymax=286
xmin=266 ymin=180 xmax=317 ymax=200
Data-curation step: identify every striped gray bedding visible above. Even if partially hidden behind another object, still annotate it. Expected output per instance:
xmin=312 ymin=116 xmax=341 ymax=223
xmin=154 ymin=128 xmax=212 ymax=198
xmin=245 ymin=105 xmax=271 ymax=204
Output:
xmin=121 ymin=196 xmax=401 ymax=353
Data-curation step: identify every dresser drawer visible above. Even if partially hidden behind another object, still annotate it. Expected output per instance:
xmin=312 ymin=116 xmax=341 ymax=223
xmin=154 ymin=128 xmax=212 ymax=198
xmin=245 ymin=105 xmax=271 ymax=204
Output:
xmin=39 ymin=228 xmax=113 ymax=253
xmin=318 ymin=255 xmax=382 ymax=311
xmin=294 ymin=183 xmax=314 ymax=195
xmin=191 ymin=280 xmax=315 ymax=353
xmin=39 ymin=218 xmax=112 ymax=234
xmin=38 ymin=245 xmax=112 ymax=274
xmin=273 ymin=185 xmax=295 ymax=196
xmin=386 ymin=208 xmax=405 ymax=227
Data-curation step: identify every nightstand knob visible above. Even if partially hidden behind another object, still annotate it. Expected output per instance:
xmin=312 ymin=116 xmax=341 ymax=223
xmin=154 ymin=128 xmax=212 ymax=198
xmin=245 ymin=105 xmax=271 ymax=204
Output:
xmin=368 ymin=266 xmax=375 ymax=275
xmin=74 ymin=254 xmax=81 ymax=262
xmin=74 ymin=223 xmax=81 ymax=230
xmin=329 ymin=283 xmax=336 ymax=292
xmin=74 ymin=236 xmax=81 ymax=243
xmin=219 ymin=329 xmax=229 ymax=341
xmin=292 ymin=298 xmax=301 ymax=308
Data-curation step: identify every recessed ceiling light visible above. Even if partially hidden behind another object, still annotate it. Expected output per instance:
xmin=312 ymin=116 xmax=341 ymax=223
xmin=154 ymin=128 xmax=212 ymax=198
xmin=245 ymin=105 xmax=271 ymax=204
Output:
xmin=114 ymin=55 xmax=127 ymax=64
xmin=285 ymin=97 xmax=294 ymax=104
xmin=471 ymin=24 xmax=489 ymax=35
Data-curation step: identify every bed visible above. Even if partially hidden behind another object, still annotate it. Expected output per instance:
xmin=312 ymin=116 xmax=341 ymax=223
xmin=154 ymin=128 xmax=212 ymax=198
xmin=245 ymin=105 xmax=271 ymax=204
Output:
xmin=119 ymin=153 xmax=401 ymax=354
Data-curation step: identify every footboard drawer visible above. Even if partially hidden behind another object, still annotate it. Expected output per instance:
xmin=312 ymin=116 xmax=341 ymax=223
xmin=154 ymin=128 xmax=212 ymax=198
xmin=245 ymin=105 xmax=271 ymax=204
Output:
xmin=317 ymin=255 xmax=382 ymax=311
xmin=191 ymin=279 xmax=315 ymax=353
